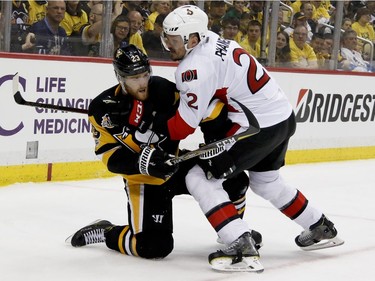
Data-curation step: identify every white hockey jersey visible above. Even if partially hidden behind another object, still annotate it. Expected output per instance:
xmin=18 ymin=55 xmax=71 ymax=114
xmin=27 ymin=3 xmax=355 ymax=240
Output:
xmin=167 ymin=31 xmax=293 ymax=140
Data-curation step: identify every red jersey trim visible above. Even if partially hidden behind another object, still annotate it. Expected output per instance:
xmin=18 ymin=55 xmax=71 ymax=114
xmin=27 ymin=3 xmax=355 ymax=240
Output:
xmin=167 ymin=110 xmax=195 ymax=140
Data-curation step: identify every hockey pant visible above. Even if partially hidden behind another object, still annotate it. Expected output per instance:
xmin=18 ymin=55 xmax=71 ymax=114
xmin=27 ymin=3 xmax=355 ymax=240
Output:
xmin=105 ymin=182 xmax=175 ymax=259
xmin=103 ymin=159 xmax=196 ymax=259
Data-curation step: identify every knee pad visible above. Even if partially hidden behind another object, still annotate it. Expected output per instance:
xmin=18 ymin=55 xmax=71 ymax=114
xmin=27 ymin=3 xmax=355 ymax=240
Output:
xmin=135 ymin=231 xmax=174 ymax=259
xmin=223 ymin=171 xmax=249 ymax=201
xmin=186 ymin=165 xmax=229 ymax=213
xmin=249 ymin=170 xmax=296 ymax=208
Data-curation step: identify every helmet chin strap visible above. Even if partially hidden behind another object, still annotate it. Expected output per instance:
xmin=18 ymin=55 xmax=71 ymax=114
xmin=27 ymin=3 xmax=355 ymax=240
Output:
xmin=118 ymin=78 xmax=128 ymax=95
xmin=184 ymin=44 xmax=194 ymax=58
xmin=184 ymin=37 xmax=202 ymax=58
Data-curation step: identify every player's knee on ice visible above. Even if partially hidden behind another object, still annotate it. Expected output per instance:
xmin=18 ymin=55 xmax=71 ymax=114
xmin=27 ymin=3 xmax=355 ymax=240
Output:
xmin=104 ymin=227 xmax=174 ymax=259
xmin=135 ymin=231 xmax=174 ymax=259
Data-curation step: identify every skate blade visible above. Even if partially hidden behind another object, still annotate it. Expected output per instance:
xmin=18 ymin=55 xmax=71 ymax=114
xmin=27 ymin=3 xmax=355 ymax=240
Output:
xmin=300 ymin=236 xmax=345 ymax=251
xmin=65 ymin=234 xmax=73 ymax=244
xmin=210 ymin=256 xmax=264 ymax=273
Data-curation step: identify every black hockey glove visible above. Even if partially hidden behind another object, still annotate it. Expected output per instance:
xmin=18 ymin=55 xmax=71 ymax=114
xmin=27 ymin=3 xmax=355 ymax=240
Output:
xmin=138 ymin=146 xmax=178 ymax=180
xmin=198 ymin=145 xmax=236 ymax=180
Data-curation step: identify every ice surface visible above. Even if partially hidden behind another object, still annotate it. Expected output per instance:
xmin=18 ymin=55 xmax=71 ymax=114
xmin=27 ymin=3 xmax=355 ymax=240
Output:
xmin=1 ymin=159 xmax=375 ymax=281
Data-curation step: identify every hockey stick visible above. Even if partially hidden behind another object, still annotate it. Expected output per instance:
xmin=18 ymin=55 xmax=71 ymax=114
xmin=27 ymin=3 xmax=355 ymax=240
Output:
xmin=165 ymin=98 xmax=260 ymax=165
xmin=12 ymin=73 xmax=88 ymax=114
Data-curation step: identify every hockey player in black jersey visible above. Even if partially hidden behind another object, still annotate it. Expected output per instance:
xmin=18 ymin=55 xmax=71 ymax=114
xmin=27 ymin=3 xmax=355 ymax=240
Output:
xmin=66 ymin=44 xmax=260 ymax=260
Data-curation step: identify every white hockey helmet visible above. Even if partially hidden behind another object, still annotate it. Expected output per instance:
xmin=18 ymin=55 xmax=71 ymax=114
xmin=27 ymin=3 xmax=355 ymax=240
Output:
xmin=162 ymin=5 xmax=208 ymax=46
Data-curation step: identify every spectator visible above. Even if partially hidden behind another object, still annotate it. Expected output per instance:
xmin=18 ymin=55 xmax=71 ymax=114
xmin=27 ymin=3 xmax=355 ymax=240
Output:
xmin=240 ymin=19 xmax=262 ymax=58
xmin=351 ymin=7 xmax=375 ymax=52
xmin=311 ymin=0 xmax=331 ymax=25
xmin=342 ymin=0 xmax=358 ymax=20
xmin=248 ymin=0 xmax=263 ymax=22
xmin=12 ymin=1 xmax=29 ymax=25
xmin=207 ymin=13 xmax=215 ymax=32
xmin=289 ymin=25 xmax=318 ymax=69
xmin=324 ymin=32 xmax=334 ymax=51
xmin=23 ymin=0 xmax=71 ymax=55
xmin=366 ymin=0 xmax=375 ymax=28
xmin=221 ymin=16 xmax=240 ymax=41
xmin=81 ymin=2 xmax=103 ymax=56
xmin=81 ymin=1 xmax=122 ymax=56
xmin=310 ymin=33 xmax=329 ymax=69
xmin=340 ymin=29 xmax=371 ymax=72
xmin=60 ymin=1 xmax=88 ymax=36
xmin=145 ymin=0 xmax=171 ymax=31
xmin=322 ymin=32 xmax=340 ymax=63
xmin=10 ymin=1 xmax=30 ymax=52
xmin=209 ymin=1 xmax=228 ymax=32
xmin=300 ymin=2 xmax=317 ymax=34
xmin=275 ymin=30 xmax=292 ymax=67
xmin=341 ymin=17 xmax=353 ymax=31
xmin=137 ymin=1 xmax=152 ymax=20
xmin=142 ymin=13 xmax=169 ymax=60
xmin=80 ymin=0 xmax=103 ymax=16
xmin=120 ymin=1 xmax=141 ymax=16
xmin=284 ymin=12 xmax=313 ymax=43
xmin=128 ymin=10 xmax=147 ymax=54
xmin=27 ymin=0 xmax=47 ymax=25
xmin=109 ymin=15 xmax=130 ymax=54
xmin=60 ymin=0 xmax=88 ymax=56
xmin=225 ymin=0 xmax=248 ymax=20
xmin=237 ymin=12 xmax=251 ymax=42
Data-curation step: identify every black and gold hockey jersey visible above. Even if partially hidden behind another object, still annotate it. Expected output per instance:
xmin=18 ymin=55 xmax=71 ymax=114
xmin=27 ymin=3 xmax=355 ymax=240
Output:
xmin=88 ymin=76 xmax=180 ymax=186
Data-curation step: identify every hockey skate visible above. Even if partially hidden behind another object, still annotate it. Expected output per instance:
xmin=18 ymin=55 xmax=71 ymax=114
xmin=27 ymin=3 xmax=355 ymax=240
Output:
xmin=65 ymin=219 xmax=114 ymax=247
xmin=295 ymin=215 xmax=344 ymax=251
xmin=217 ymin=229 xmax=263 ymax=249
xmin=209 ymin=232 xmax=264 ymax=273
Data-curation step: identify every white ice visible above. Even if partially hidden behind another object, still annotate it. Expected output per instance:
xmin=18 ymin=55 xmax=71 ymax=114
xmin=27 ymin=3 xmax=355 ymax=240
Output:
xmin=1 ymin=159 xmax=375 ymax=281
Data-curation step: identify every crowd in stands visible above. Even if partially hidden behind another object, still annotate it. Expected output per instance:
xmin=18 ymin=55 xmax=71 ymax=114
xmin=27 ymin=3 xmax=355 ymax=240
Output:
xmin=3 ymin=0 xmax=375 ymax=72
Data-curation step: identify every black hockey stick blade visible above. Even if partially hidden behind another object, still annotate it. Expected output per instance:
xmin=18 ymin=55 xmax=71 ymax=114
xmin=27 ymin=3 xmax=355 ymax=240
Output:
xmin=12 ymin=73 xmax=88 ymax=114
xmin=14 ymin=90 xmax=26 ymax=105
xmin=166 ymin=98 xmax=260 ymax=165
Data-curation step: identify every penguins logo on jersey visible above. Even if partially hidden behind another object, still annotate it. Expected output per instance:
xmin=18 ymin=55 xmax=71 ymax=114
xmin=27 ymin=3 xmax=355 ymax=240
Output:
xmin=181 ymin=69 xmax=197 ymax=82
xmin=101 ymin=114 xmax=115 ymax=129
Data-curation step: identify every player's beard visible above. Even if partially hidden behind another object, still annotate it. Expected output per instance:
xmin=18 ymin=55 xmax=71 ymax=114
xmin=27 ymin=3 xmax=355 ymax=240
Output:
xmin=126 ymin=86 xmax=149 ymax=101
xmin=168 ymin=47 xmax=186 ymax=61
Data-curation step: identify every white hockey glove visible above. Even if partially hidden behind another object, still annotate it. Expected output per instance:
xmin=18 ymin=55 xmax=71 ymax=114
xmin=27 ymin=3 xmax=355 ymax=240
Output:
xmin=198 ymin=145 xmax=236 ymax=180
xmin=138 ymin=146 xmax=178 ymax=180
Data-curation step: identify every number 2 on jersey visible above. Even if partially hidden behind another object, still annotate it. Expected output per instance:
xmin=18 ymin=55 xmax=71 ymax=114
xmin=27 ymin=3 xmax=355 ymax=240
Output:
xmin=233 ymin=48 xmax=270 ymax=94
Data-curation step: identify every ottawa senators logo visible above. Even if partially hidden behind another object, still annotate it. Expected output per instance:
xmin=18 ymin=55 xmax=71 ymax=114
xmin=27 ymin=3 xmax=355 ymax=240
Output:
xmin=181 ymin=69 xmax=198 ymax=82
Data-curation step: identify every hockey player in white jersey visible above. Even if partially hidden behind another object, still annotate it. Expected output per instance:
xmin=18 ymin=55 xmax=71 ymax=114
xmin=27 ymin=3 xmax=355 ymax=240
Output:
xmin=158 ymin=5 xmax=344 ymax=272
